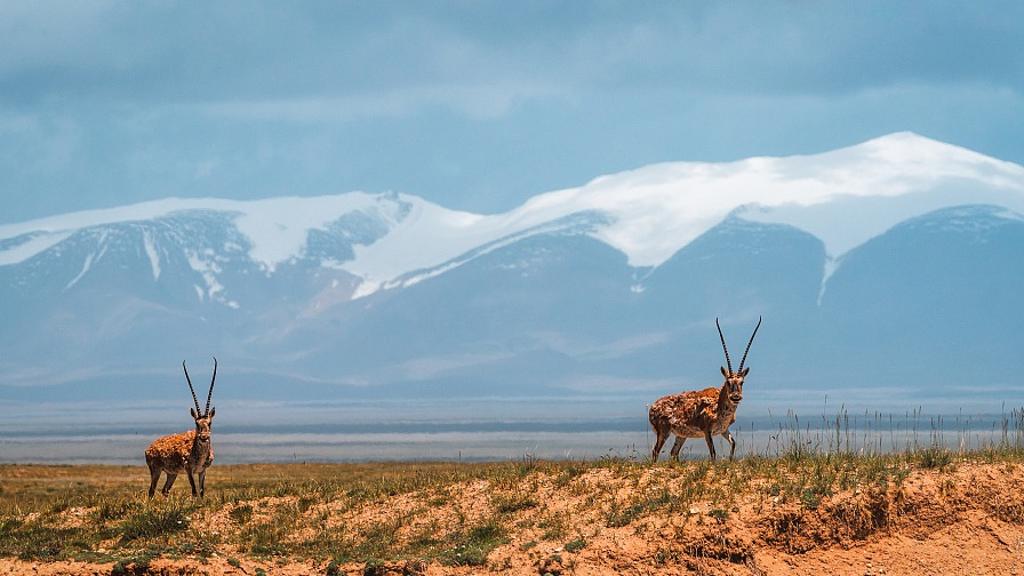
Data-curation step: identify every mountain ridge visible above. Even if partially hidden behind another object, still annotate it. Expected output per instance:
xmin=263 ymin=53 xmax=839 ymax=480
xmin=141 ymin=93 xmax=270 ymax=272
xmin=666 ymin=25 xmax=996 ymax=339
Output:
xmin=3 ymin=132 xmax=1022 ymax=307
xmin=2 ymin=133 xmax=1023 ymax=400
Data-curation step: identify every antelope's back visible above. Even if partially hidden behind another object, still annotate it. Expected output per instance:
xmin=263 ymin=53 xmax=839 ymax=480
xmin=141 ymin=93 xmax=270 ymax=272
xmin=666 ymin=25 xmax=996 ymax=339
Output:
xmin=650 ymin=387 xmax=720 ymax=427
xmin=145 ymin=430 xmax=195 ymax=462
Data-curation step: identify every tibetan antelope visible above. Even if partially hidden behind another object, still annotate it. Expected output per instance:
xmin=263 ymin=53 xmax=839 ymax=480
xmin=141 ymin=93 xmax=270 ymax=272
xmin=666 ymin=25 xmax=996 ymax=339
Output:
xmin=145 ymin=358 xmax=217 ymax=498
xmin=649 ymin=317 xmax=761 ymax=462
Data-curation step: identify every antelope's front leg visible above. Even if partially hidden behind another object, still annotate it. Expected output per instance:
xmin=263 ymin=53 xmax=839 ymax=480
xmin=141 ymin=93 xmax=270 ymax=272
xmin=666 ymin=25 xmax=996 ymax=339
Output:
xmin=722 ymin=430 xmax=736 ymax=461
xmin=187 ymin=469 xmax=198 ymax=497
xmin=704 ymin=430 xmax=717 ymax=461
xmin=199 ymin=470 xmax=207 ymax=497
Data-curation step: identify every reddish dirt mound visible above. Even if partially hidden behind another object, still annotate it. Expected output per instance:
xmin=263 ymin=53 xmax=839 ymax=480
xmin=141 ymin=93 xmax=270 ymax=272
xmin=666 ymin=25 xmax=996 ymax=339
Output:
xmin=2 ymin=462 xmax=1023 ymax=575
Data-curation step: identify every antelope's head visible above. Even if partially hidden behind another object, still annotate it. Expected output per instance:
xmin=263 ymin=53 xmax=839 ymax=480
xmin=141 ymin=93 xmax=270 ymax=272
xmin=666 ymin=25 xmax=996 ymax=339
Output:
xmin=716 ymin=317 xmax=761 ymax=405
xmin=183 ymin=357 xmax=217 ymax=442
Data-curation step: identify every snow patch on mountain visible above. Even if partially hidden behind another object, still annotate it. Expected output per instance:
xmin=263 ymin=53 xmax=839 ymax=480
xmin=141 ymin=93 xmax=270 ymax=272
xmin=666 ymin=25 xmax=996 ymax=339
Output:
xmin=142 ymin=229 xmax=161 ymax=280
xmin=0 ymin=231 xmax=73 ymax=266
xmin=0 ymin=193 xmax=401 ymax=272
xmin=64 ymin=252 xmax=96 ymax=291
xmin=186 ymin=249 xmax=234 ymax=307
xmin=356 ymin=211 xmax=608 ymax=298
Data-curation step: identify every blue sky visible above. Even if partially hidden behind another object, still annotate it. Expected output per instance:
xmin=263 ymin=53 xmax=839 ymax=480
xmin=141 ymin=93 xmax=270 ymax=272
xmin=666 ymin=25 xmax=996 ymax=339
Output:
xmin=2 ymin=1 xmax=1022 ymax=223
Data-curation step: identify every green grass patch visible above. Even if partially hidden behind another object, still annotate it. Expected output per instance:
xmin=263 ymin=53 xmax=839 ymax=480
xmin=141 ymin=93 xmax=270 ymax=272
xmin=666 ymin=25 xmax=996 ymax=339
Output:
xmin=109 ymin=551 xmax=157 ymax=576
xmin=0 ymin=519 xmax=95 ymax=560
xmin=440 ymin=520 xmax=507 ymax=566
xmin=230 ymin=503 xmax=254 ymax=525
xmin=119 ymin=501 xmax=195 ymax=542
xmin=606 ymin=487 xmax=673 ymax=527
xmin=492 ymin=492 xmax=539 ymax=514
xmin=917 ymin=446 xmax=955 ymax=470
xmin=564 ymin=537 xmax=586 ymax=553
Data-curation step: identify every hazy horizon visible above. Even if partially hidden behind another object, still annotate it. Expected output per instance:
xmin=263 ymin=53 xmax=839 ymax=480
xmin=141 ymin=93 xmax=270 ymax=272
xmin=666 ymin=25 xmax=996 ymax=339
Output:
xmin=4 ymin=392 xmax=1022 ymax=463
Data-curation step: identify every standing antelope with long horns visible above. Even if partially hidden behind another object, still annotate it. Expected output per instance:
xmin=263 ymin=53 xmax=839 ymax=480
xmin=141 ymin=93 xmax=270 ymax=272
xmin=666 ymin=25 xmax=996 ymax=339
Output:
xmin=145 ymin=358 xmax=218 ymax=498
xmin=649 ymin=317 xmax=761 ymax=462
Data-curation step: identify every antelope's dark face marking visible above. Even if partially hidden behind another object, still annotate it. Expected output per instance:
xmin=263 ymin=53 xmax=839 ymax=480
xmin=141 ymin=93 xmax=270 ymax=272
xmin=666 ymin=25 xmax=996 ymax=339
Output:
xmin=720 ymin=366 xmax=749 ymax=403
xmin=190 ymin=407 xmax=214 ymax=442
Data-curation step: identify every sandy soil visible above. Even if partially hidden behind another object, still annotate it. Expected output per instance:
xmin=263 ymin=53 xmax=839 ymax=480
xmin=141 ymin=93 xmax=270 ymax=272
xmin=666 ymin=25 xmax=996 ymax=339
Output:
xmin=2 ymin=462 xmax=1022 ymax=575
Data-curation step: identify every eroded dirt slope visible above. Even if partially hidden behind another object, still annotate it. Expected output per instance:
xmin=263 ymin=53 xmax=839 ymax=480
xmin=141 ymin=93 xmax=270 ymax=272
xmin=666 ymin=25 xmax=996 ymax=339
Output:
xmin=1 ymin=460 xmax=1022 ymax=575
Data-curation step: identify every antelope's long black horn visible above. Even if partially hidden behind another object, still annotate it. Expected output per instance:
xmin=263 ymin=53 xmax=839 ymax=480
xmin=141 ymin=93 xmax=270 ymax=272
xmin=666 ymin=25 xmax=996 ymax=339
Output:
xmin=716 ymin=317 xmax=733 ymax=373
xmin=205 ymin=356 xmax=217 ymax=416
xmin=739 ymin=316 xmax=762 ymax=371
xmin=183 ymin=360 xmax=201 ymax=414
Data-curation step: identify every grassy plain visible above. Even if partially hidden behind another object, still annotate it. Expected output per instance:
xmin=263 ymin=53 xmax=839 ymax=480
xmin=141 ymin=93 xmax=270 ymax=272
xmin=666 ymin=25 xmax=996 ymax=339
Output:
xmin=2 ymin=444 xmax=1024 ymax=575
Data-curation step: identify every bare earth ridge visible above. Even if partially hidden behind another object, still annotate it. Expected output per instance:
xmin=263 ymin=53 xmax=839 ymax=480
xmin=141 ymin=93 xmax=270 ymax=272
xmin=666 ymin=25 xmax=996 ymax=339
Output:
xmin=1 ymin=457 xmax=1022 ymax=575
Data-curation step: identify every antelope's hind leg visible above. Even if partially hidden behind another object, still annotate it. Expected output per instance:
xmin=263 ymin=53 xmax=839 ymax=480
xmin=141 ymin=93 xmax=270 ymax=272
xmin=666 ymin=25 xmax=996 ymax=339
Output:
xmin=160 ymin=473 xmax=178 ymax=496
xmin=147 ymin=463 xmax=160 ymax=499
xmin=722 ymin=429 xmax=736 ymax=461
xmin=669 ymin=436 xmax=686 ymax=461
xmin=651 ymin=421 xmax=670 ymax=463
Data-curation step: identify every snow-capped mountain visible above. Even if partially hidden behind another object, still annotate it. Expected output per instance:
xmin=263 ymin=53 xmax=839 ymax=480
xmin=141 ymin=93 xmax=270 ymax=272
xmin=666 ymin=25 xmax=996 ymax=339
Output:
xmin=4 ymin=132 xmax=1022 ymax=306
xmin=1 ymin=133 xmax=1023 ymax=404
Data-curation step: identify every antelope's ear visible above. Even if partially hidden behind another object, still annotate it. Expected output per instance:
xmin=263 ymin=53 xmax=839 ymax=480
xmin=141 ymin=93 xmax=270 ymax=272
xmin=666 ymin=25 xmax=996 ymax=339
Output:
xmin=720 ymin=366 xmax=728 ymax=377
xmin=209 ymin=407 xmax=216 ymax=419
xmin=190 ymin=407 xmax=199 ymax=419
xmin=741 ymin=367 xmax=750 ymax=377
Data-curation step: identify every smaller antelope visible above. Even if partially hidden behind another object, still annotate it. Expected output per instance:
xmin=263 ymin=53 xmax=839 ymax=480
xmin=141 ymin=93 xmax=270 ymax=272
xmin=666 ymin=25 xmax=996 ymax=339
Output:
xmin=145 ymin=358 xmax=217 ymax=498
xmin=649 ymin=317 xmax=761 ymax=462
